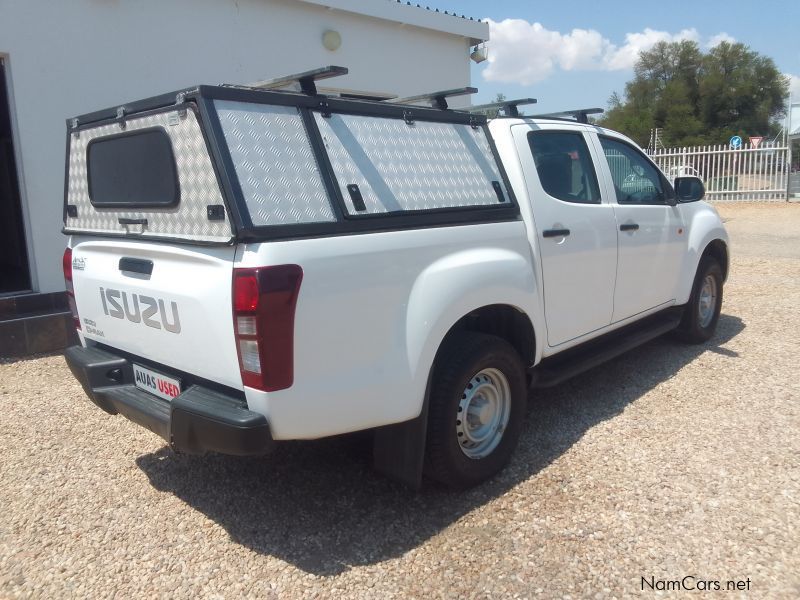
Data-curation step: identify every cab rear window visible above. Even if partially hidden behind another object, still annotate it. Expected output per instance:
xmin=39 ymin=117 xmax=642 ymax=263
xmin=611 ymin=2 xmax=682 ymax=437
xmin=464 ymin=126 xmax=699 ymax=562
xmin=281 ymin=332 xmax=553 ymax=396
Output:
xmin=87 ymin=127 xmax=179 ymax=208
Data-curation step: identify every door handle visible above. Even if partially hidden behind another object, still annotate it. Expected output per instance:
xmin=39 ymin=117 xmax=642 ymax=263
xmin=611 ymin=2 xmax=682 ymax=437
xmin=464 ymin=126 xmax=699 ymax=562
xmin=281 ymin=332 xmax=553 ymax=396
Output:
xmin=542 ymin=228 xmax=571 ymax=238
xmin=118 ymin=217 xmax=148 ymax=226
xmin=620 ymin=223 xmax=639 ymax=232
xmin=119 ymin=257 xmax=153 ymax=276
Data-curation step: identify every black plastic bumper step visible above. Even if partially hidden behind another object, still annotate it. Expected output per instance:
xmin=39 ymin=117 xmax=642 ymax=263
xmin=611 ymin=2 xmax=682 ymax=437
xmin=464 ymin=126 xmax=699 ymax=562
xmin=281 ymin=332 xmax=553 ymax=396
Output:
xmin=64 ymin=345 xmax=273 ymax=456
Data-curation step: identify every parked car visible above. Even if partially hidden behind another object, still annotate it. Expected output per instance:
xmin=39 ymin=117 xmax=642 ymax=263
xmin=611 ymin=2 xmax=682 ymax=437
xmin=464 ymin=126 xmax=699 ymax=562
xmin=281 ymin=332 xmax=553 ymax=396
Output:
xmin=61 ymin=76 xmax=729 ymax=489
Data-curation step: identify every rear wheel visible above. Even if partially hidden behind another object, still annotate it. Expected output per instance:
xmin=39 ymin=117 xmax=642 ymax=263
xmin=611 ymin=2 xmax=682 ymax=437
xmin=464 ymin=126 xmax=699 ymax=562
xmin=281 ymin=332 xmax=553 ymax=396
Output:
xmin=425 ymin=332 xmax=526 ymax=489
xmin=674 ymin=256 xmax=723 ymax=344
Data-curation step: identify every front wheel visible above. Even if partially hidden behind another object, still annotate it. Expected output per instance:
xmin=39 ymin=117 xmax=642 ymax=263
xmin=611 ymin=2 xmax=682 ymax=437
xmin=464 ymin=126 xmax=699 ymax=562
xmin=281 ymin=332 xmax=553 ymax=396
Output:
xmin=425 ymin=332 xmax=527 ymax=489
xmin=674 ymin=256 xmax=723 ymax=344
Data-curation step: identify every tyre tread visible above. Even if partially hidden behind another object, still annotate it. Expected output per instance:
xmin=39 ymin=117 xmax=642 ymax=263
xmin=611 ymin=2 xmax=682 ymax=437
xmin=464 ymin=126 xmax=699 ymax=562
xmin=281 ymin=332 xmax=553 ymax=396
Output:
xmin=425 ymin=332 xmax=525 ymax=488
xmin=674 ymin=256 xmax=723 ymax=344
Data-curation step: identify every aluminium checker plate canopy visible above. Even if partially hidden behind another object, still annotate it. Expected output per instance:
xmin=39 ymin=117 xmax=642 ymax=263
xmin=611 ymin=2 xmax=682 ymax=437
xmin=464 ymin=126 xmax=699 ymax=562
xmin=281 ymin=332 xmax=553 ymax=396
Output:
xmin=63 ymin=84 xmax=521 ymax=245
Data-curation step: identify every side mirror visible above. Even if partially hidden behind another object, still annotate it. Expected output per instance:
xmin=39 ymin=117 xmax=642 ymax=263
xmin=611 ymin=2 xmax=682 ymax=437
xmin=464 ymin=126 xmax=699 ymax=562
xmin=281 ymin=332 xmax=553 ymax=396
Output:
xmin=674 ymin=176 xmax=705 ymax=202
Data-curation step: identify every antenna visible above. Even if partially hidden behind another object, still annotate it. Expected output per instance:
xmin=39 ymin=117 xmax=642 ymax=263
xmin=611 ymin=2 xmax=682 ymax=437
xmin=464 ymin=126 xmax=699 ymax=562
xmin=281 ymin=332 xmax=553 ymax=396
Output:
xmin=244 ymin=66 xmax=349 ymax=95
xmin=467 ymin=98 xmax=538 ymax=118
xmin=531 ymin=108 xmax=604 ymax=124
xmin=392 ymin=87 xmax=478 ymax=110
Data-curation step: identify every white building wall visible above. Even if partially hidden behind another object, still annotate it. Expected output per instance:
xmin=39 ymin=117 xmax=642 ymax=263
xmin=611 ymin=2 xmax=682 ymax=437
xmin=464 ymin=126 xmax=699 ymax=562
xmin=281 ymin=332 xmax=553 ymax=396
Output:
xmin=790 ymin=103 xmax=800 ymax=140
xmin=0 ymin=0 xmax=486 ymax=293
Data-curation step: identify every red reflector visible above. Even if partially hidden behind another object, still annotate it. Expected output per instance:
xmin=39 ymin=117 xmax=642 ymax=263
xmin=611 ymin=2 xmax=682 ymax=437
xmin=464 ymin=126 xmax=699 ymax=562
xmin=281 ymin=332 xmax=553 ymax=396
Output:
xmin=63 ymin=247 xmax=80 ymax=331
xmin=62 ymin=247 xmax=73 ymax=282
xmin=233 ymin=273 xmax=259 ymax=312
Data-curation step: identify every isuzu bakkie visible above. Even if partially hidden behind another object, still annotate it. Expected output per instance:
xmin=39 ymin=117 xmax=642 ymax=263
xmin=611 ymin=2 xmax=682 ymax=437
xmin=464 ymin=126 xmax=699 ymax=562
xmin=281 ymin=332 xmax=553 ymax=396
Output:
xmin=62 ymin=67 xmax=729 ymax=488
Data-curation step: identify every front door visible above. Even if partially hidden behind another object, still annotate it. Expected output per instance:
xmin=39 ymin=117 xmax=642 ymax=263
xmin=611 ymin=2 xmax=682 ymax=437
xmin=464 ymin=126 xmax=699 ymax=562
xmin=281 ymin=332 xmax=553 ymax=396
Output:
xmin=592 ymin=134 xmax=686 ymax=322
xmin=514 ymin=124 xmax=618 ymax=347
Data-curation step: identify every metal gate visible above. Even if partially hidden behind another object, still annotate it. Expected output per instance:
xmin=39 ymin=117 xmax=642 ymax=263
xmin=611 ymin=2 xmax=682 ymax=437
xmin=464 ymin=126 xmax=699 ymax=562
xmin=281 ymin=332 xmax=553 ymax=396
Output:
xmin=648 ymin=143 xmax=790 ymax=201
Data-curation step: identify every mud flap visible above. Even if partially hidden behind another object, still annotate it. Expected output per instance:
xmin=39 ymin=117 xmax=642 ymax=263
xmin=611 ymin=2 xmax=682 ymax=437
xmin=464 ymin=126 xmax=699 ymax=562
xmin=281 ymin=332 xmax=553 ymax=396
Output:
xmin=372 ymin=374 xmax=431 ymax=490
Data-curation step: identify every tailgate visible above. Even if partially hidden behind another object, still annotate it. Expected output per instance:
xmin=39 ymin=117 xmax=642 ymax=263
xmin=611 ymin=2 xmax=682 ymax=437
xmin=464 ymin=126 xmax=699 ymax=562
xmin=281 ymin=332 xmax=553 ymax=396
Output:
xmin=70 ymin=238 xmax=242 ymax=390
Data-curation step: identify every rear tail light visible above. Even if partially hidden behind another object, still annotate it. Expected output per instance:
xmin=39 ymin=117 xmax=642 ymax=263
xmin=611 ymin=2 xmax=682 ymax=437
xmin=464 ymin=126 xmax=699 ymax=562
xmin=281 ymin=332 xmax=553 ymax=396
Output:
xmin=62 ymin=248 xmax=81 ymax=331
xmin=232 ymin=265 xmax=303 ymax=392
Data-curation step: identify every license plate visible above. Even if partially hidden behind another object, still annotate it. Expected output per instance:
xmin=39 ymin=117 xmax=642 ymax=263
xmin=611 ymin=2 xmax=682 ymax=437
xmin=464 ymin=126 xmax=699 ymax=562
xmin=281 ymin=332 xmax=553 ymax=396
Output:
xmin=133 ymin=363 xmax=182 ymax=401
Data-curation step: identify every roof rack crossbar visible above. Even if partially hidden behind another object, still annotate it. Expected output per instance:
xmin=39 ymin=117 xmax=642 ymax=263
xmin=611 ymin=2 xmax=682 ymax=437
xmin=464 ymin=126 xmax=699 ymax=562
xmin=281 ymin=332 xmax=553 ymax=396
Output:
xmin=392 ymin=87 xmax=478 ymax=110
xmin=467 ymin=98 xmax=538 ymax=118
xmin=532 ymin=107 xmax=604 ymax=124
xmin=245 ymin=65 xmax=349 ymax=95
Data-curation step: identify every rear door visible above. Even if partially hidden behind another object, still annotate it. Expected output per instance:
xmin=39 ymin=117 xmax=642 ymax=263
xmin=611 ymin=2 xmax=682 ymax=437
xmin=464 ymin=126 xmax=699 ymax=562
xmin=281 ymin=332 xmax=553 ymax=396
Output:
xmin=513 ymin=123 xmax=618 ymax=347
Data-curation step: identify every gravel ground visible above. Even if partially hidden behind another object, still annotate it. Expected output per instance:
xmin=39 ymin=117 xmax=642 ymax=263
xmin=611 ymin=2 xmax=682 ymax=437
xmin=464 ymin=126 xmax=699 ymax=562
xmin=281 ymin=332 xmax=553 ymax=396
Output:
xmin=1 ymin=202 xmax=799 ymax=598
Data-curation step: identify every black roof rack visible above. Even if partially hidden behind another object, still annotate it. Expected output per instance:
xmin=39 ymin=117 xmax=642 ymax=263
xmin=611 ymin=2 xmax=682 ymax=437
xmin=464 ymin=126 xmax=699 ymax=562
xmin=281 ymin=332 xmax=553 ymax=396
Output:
xmin=467 ymin=98 xmax=538 ymax=118
xmin=392 ymin=87 xmax=478 ymax=110
xmin=530 ymin=107 xmax=604 ymax=124
xmin=243 ymin=65 xmax=349 ymax=95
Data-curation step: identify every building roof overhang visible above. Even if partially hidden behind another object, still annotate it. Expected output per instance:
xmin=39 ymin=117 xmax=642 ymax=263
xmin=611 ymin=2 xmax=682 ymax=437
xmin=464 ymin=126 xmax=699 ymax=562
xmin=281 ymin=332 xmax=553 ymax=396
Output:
xmin=297 ymin=0 xmax=489 ymax=45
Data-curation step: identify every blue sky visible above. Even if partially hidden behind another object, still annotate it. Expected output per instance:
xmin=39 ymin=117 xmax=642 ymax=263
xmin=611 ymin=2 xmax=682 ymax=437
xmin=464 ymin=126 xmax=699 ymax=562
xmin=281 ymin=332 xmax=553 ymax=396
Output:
xmin=422 ymin=0 xmax=800 ymax=114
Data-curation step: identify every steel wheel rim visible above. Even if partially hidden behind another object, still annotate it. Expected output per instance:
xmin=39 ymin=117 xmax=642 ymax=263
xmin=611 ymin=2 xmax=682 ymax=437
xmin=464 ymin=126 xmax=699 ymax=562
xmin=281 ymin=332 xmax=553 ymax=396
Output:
xmin=698 ymin=274 xmax=717 ymax=328
xmin=456 ymin=368 xmax=511 ymax=459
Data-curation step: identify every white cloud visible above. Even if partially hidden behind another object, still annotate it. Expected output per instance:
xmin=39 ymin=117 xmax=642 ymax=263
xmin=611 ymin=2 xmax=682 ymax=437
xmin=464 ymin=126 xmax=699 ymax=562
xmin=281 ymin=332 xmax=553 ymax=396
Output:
xmin=481 ymin=19 xmax=724 ymax=86
xmin=479 ymin=20 xmax=586 ymax=85
xmin=707 ymin=32 xmax=736 ymax=48
xmin=603 ymin=28 xmax=699 ymax=70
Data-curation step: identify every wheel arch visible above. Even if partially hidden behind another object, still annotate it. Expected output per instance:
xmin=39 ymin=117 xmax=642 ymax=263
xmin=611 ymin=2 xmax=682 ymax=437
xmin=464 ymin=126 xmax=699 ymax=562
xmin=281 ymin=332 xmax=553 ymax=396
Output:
xmin=677 ymin=205 xmax=730 ymax=304
xmin=403 ymin=245 xmax=541 ymax=414
xmin=374 ymin=303 xmax=537 ymax=489
xmin=435 ymin=304 xmax=537 ymax=368
xmin=702 ymin=238 xmax=729 ymax=282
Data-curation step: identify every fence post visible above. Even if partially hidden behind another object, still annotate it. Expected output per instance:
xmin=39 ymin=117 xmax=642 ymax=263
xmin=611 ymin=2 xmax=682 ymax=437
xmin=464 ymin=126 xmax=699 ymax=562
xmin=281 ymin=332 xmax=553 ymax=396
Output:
xmin=788 ymin=140 xmax=793 ymax=202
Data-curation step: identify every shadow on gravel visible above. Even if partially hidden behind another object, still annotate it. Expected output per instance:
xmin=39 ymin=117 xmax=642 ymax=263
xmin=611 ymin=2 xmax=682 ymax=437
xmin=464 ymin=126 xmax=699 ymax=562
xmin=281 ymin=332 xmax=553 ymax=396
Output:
xmin=0 ymin=350 xmax=65 ymax=365
xmin=137 ymin=314 xmax=744 ymax=576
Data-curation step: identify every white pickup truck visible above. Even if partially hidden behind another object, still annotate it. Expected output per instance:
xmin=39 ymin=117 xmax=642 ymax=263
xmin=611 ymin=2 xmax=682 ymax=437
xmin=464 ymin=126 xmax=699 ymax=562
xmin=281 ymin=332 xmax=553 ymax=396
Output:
xmin=62 ymin=69 xmax=729 ymax=488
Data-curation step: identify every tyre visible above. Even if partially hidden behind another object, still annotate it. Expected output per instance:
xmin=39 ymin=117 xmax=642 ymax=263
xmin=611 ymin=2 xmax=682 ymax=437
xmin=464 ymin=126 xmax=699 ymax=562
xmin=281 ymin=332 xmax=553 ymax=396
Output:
xmin=425 ymin=332 xmax=527 ymax=489
xmin=674 ymin=256 xmax=723 ymax=344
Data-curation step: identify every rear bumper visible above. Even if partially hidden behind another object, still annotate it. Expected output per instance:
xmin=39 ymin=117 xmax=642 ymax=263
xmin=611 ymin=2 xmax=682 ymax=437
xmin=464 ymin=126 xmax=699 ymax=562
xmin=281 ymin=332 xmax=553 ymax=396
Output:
xmin=64 ymin=345 xmax=273 ymax=456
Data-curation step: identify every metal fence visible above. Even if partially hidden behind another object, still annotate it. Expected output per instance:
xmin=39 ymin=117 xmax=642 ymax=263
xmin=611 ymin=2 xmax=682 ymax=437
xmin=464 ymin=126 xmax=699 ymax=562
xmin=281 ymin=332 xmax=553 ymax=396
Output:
xmin=648 ymin=143 xmax=790 ymax=201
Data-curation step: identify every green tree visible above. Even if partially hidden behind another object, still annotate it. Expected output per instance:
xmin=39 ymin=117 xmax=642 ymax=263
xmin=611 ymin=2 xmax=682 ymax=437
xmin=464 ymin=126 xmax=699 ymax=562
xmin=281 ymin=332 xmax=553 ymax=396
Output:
xmin=600 ymin=40 xmax=789 ymax=147
xmin=475 ymin=93 xmax=507 ymax=119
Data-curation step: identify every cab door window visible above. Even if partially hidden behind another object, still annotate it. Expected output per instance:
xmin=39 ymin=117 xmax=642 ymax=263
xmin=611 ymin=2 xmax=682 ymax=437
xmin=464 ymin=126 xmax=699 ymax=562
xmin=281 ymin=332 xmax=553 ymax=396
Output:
xmin=599 ymin=136 xmax=669 ymax=205
xmin=528 ymin=131 xmax=601 ymax=204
